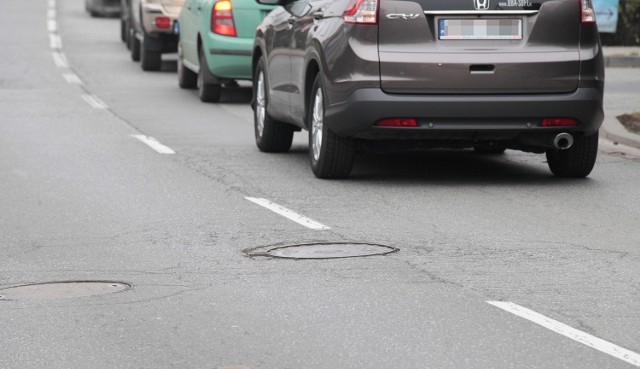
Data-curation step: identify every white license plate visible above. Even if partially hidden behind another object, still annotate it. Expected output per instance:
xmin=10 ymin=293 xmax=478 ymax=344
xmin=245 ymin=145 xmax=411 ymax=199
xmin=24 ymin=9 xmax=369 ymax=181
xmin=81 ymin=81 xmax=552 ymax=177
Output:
xmin=439 ymin=19 xmax=522 ymax=40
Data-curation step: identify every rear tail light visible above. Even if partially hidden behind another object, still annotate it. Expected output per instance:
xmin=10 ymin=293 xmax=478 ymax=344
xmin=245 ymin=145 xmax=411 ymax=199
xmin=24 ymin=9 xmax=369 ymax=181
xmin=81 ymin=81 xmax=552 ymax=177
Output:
xmin=541 ymin=118 xmax=578 ymax=127
xmin=212 ymin=0 xmax=237 ymax=37
xmin=376 ymin=118 xmax=418 ymax=127
xmin=155 ymin=16 xmax=171 ymax=29
xmin=343 ymin=0 xmax=379 ymax=24
xmin=580 ymin=0 xmax=596 ymax=23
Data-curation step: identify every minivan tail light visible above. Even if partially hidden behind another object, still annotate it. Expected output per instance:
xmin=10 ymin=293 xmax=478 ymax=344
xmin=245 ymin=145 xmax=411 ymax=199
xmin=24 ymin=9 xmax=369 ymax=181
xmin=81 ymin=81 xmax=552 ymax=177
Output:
xmin=212 ymin=0 xmax=237 ymax=37
xmin=580 ymin=0 xmax=596 ymax=23
xmin=155 ymin=16 xmax=171 ymax=29
xmin=343 ymin=0 xmax=378 ymax=24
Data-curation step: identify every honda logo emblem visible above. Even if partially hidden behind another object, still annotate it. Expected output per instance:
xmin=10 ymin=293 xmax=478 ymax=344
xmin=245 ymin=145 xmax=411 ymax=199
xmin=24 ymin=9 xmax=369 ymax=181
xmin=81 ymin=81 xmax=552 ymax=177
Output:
xmin=474 ymin=0 xmax=490 ymax=10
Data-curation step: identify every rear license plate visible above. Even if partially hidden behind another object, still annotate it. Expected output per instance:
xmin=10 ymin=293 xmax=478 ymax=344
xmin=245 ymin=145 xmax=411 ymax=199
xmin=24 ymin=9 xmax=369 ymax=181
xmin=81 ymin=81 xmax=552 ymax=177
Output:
xmin=439 ymin=19 xmax=522 ymax=40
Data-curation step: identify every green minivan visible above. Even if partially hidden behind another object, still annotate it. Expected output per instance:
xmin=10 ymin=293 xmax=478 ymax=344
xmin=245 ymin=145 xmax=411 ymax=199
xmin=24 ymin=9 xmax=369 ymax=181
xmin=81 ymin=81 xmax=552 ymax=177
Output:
xmin=177 ymin=0 xmax=273 ymax=102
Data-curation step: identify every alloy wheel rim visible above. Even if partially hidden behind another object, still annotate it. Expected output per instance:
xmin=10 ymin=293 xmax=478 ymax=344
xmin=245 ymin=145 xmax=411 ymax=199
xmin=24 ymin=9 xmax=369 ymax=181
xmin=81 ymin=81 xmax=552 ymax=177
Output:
xmin=256 ymin=71 xmax=266 ymax=137
xmin=311 ymin=88 xmax=323 ymax=162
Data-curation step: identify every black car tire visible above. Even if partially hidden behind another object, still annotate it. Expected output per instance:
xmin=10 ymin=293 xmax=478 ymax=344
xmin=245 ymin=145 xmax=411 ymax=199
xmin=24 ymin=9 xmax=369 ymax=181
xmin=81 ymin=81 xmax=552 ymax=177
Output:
xmin=546 ymin=131 xmax=598 ymax=178
xmin=178 ymin=44 xmax=197 ymax=89
xmin=140 ymin=35 xmax=162 ymax=71
xmin=197 ymin=51 xmax=221 ymax=103
xmin=253 ymin=58 xmax=293 ymax=153
xmin=130 ymin=32 xmax=141 ymax=62
xmin=308 ymin=74 xmax=355 ymax=179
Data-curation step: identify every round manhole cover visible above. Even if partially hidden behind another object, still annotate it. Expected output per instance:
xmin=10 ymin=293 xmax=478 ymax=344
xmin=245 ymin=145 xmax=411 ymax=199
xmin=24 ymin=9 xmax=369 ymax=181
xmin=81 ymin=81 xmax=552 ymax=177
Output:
xmin=0 ymin=281 xmax=130 ymax=301
xmin=265 ymin=243 xmax=397 ymax=259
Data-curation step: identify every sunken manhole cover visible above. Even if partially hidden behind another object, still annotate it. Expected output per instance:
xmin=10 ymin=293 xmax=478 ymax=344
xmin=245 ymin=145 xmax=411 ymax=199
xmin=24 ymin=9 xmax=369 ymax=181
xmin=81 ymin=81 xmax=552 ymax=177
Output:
xmin=0 ymin=281 xmax=130 ymax=301
xmin=264 ymin=243 xmax=397 ymax=259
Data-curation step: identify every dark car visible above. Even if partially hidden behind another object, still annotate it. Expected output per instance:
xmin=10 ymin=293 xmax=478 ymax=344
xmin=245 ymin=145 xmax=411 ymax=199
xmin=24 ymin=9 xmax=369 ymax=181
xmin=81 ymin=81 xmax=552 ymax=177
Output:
xmin=251 ymin=0 xmax=605 ymax=179
xmin=86 ymin=0 xmax=121 ymax=17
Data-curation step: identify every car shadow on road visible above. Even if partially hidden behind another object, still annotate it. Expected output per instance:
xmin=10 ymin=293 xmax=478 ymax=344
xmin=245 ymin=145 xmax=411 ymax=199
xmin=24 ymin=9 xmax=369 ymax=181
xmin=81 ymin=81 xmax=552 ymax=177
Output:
xmin=283 ymin=147 xmax=596 ymax=186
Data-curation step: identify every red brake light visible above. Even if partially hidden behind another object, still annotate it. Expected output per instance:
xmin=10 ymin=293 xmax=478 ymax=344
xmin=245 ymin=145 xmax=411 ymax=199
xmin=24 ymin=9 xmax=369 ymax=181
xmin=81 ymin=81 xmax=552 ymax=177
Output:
xmin=212 ymin=0 xmax=237 ymax=37
xmin=541 ymin=118 xmax=578 ymax=127
xmin=343 ymin=0 xmax=379 ymax=24
xmin=155 ymin=16 xmax=171 ymax=29
xmin=377 ymin=118 xmax=418 ymax=127
xmin=580 ymin=0 xmax=596 ymax=23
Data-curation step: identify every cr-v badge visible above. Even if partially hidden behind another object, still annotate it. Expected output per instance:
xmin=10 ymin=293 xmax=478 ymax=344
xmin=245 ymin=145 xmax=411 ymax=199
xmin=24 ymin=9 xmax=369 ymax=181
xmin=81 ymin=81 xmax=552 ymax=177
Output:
xmin=474 ymin=0 xmax=490 ymax=10
xmin=386 ymin=13 xmax=421 ymax=20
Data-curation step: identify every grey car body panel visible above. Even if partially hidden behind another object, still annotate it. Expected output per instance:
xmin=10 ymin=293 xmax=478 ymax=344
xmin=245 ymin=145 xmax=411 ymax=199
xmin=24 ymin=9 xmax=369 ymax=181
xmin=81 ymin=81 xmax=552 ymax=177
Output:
xmin=378 ymin=0 xmax=580 ymax=94
xmin=253 ymin=0 xmax=604 ymax=150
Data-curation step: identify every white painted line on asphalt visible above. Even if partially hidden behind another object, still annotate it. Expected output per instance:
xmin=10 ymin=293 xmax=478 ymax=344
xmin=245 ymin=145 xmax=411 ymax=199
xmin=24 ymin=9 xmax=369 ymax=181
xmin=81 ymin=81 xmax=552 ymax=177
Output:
xmin=47 ymin=19 xmax=57 ymax=32
xmin=487 ymin=301 xmax=640 ymax=367
xmin=51 ymin=52 xmax=68 ymax=68
xmin=49 ymin=34 xmax=62 ymax=49
xmin=48 ymin=0 xmax=56 ymax=8
xmin=47 ymin=9 xmax=56 ymax=19
xmin=244 ymin=197 xmax=331 ymax=230
xmin=81 ymin=94 xmax=109 ymax=110
xmin=62 ymin=73 xmax=82 ymax=85
xmin=131 ymin=135 xmax=176 ymax=154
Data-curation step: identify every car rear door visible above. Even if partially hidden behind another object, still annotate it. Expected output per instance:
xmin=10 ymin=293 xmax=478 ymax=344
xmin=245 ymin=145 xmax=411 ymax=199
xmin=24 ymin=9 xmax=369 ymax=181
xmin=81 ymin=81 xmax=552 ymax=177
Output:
xmin=378 ymin=0 xmax=581 ymax=94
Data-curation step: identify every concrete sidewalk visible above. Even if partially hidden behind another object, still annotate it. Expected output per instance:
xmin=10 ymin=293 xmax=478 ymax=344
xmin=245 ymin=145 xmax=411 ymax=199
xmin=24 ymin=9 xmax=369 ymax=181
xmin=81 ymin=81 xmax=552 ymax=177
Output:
xmin=600 ymin=47 xmax=640 ymax=150
xmin=603 ymin=46 xmax=640 ymax=68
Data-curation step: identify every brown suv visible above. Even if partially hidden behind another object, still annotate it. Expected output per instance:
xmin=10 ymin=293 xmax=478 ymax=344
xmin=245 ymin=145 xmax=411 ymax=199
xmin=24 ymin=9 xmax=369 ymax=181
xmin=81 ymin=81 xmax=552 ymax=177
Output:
xmin=252 ymin=0 xmax=604 ymax=179
xmin=128 ymin=0 xmax=184 ymax=71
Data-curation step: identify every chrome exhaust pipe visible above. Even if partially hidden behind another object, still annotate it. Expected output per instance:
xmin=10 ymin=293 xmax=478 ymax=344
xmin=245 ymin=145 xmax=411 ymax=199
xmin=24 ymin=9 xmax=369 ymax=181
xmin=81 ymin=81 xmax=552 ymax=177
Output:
xmin=554 ymin=133 xmax=574 ymax=150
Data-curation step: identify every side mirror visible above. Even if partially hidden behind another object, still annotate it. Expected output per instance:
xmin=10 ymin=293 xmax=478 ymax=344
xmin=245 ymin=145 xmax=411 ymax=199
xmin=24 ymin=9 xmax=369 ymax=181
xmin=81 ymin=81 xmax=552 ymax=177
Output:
xmin=255 ymin=0 xmax=287 ymax=5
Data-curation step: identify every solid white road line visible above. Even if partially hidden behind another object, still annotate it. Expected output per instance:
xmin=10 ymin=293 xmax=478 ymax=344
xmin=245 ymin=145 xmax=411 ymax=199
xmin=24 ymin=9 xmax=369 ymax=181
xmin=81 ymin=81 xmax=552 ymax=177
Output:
xmin=49 ymin=34 xmax=62 ymax=49
xmin=487 ymin=301 xmax=640 ymax=367
xmin=81 ymin=94 xmax=109 ymax=109
xmin=47 ymin=9 xmax=56 ymax=19
xmin=47 ymin=19 xmax=57 ymax=32
xmin=131 ymin=135 xmax=176 ymax=154
xmin=48 ymin=0 xmax=56 ymax=8
xmin=62 ymin=73 xmax=83 ymax=85
xmin=244 ymin=197 xmax=331 ymax=230
xmin=52 ymin=52 xmax=68 ymax=68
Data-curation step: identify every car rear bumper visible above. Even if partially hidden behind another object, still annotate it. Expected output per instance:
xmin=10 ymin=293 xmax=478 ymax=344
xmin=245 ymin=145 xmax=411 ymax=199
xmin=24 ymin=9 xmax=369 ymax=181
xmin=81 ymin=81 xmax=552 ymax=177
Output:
xmin=324 ymin=87 xmax=604 ymax=149
xmin=204 ymin=34 xmax=253 ymax=79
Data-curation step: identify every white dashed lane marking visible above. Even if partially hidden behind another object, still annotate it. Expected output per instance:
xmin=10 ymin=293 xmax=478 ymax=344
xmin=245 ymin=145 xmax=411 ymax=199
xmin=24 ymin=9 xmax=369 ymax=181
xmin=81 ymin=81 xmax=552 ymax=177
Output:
xmin=62 ymin=73 xmax=82 ymax=84
xmin=49 ymin=34 xmax=62 ymax=49
xmin=488 ymin=301 xmax=640 ymax=367
xmin=47 ymin=19 xmax=57 ymax=32
xmin=81 ymin=94 xmax=108 ymax=109
xmin=131 ymin=135 xmax=176 ymax=154
xmin=244 ymin=197 xmax=331 ymax=230
xmin=51 ymin=52 xmax=68 ymax=68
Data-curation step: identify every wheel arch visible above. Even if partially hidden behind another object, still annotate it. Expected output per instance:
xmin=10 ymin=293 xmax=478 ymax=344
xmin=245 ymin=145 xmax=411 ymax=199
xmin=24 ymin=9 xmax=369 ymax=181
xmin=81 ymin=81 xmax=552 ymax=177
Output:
xmin=304 ymin=58 xmax=321 ymax=130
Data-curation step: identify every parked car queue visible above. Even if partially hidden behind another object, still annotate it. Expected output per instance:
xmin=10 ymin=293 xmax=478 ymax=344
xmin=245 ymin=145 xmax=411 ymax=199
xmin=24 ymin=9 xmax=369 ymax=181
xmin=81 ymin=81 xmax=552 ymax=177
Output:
xmin=86 ymin=0 xmax=605 ymax=180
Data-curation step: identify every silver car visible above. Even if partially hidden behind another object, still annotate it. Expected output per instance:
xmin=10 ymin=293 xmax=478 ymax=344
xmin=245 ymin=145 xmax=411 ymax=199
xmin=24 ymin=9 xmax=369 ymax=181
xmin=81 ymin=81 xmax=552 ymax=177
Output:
xmin=252 ymin=0 xmax=605 ymax=179
xmin=86 ymin=0 xmax=121 ymax=17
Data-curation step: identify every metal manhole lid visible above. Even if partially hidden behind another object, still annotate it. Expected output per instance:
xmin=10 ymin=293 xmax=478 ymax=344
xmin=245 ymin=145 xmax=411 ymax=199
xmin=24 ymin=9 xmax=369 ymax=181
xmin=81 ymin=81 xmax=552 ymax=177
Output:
xmin=265 ymin=243 xmax=397 ymax=259
xmin=0 ymin=281 xmax=130 ymax=301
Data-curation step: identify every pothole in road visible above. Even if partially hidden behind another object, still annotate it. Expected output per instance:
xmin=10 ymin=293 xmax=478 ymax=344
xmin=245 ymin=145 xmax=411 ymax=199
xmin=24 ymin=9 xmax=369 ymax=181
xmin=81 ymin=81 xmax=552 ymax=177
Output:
xmin=0 ymin=281 xmax=131 ymax=301
xmin=254 ymin=242 xmax=398 ymax=260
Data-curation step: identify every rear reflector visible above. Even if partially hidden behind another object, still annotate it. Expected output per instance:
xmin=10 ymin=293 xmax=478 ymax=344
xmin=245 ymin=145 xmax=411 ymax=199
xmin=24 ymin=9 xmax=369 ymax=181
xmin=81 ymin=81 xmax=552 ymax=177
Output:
xmin=212 ymin=0 xmax=237 ymax=37
xmin=541 ymin=118 xmax=578 ymax=127
xmin=155 ymin=17 xmax=171 ymax=29
xmin=343 ymin=0 xmax=378 ymax=24
xmin=580 ymin=0 xmax=596 ymax=23
xmin=376 ymin=118 xmax=418 ymax=127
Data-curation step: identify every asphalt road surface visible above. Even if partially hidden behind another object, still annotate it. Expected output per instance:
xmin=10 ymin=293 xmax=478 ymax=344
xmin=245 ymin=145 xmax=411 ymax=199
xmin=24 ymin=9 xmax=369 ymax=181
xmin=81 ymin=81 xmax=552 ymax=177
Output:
xmin=2 ymin=1 xmax=640 ymax=368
